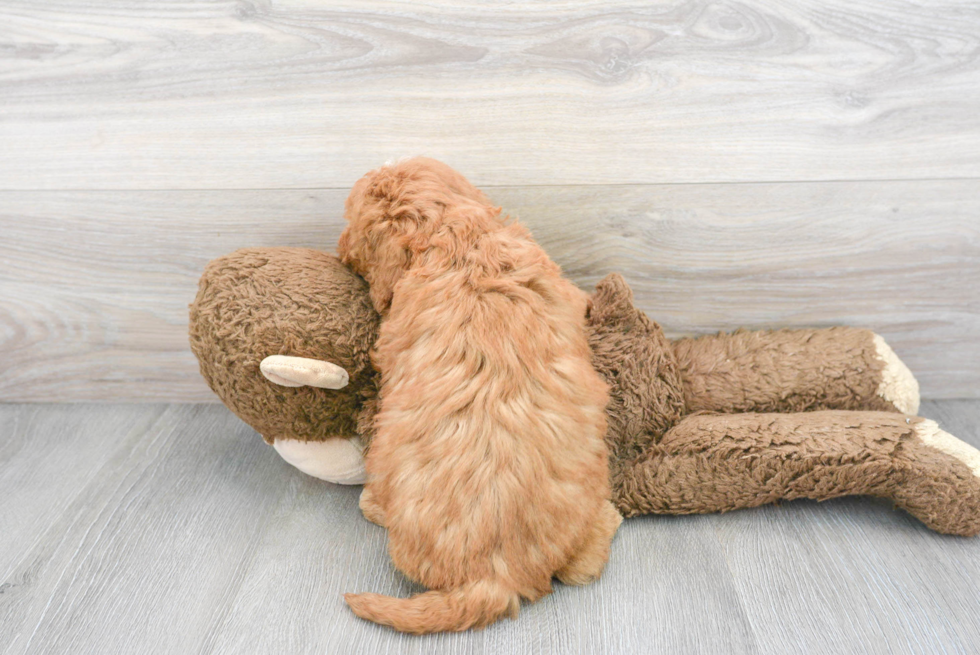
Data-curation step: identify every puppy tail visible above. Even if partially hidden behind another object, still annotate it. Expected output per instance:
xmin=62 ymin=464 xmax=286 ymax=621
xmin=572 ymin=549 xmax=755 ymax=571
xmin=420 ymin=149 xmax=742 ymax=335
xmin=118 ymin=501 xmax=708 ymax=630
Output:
xmin=344 ymin=579 xmax=519 ymax=634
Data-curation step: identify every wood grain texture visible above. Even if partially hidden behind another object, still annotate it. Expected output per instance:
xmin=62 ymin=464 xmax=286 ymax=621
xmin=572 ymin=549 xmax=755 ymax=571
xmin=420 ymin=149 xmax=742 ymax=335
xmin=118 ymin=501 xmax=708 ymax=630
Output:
xmin=1 ymin=401 xmax=979 ymax=654
xmin=0 ymin=404 xmax=294 ymax=655
xmin=1 ymin=180 xmax=977 ymax=401
xmin=0 ymin=189 xmax=336 ymax=402
xmin=0 ymin=404 xmax=167 ymax=576
xmin=1 ymin=0 xmax=979 ymax=189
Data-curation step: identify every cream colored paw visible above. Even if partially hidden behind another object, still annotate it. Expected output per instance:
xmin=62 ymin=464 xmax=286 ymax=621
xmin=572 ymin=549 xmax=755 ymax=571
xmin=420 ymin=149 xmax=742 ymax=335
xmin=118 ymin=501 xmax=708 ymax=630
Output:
xmin=915 ymin=420 xmax=980 ymax=477
xmin=272 ymin=436 xmax=367 ymax=484
xmin=872 ymin=334 xmax=920 ymax=415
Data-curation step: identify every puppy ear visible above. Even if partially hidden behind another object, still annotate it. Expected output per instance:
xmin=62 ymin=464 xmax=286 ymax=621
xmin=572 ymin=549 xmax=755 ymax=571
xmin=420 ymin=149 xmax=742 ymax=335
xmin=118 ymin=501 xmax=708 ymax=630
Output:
xmin=339 ymin=207 xmax=413 ymax=313
xmin=366 ymin=243 xmax=409 ymax=311
xmin=365 ymin=220 xmax=418 ymax=312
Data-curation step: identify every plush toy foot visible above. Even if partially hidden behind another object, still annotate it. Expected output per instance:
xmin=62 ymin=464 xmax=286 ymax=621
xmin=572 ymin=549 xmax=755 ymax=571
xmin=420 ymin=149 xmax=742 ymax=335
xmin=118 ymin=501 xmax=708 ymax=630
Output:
xmin=872 ymin=334 xmax=920 ymax=415
xmin=613 ymin=411 xmax=980 ymax=536
xmin=271 ymin=436 xmax=367 ymax=484
xmin=895 ymin=419 xmax=980 ymax=535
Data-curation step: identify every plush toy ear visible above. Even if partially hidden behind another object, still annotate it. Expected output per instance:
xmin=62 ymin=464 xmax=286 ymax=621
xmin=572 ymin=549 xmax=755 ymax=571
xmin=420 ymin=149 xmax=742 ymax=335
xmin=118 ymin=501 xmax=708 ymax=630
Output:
xmin=588 ymin=273 xmax=639 ymax=323
xmin=260 ymin=355 xmax=350 ymax=389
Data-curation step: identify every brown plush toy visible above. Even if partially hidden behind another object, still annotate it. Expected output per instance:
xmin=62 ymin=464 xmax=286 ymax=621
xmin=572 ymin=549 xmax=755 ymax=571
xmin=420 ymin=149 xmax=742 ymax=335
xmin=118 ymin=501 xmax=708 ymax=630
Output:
xmin=189 ymin=187 xmax=980 ymax=539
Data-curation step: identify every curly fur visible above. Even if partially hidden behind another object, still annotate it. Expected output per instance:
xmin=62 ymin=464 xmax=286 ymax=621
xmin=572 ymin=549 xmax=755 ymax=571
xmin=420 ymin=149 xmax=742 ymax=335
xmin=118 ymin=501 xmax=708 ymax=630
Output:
xmin=337 ymin=158 xmax=620 ymax=634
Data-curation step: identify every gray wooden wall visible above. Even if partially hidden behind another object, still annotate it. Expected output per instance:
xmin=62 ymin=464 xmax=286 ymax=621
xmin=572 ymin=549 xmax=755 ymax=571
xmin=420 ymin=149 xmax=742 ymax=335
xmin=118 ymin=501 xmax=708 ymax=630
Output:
xmin=1 ymin=1 xmax=978 ymax=402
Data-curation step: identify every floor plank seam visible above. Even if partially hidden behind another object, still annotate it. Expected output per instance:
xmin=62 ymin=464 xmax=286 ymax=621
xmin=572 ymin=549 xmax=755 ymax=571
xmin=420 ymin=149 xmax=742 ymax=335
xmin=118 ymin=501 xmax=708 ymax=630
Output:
xmin=3 ymin=175 xmax=980 ymax=194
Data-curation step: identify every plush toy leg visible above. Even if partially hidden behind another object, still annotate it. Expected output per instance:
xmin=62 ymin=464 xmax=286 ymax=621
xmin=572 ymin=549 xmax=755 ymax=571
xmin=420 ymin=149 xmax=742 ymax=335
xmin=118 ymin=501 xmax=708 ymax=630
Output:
xmin=272 ymin=436 xmax=367 ymax=484
xmin=614 ymin=411 xmax=980 ymax=536
xmin=672 ymin=328 xmax=919 ymax=415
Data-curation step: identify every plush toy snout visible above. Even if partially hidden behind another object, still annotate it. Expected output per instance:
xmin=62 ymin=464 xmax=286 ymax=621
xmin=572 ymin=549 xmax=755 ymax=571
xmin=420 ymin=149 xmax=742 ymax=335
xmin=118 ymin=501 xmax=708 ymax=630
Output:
xmin=271 ymin=435 xmax=368 ymax=485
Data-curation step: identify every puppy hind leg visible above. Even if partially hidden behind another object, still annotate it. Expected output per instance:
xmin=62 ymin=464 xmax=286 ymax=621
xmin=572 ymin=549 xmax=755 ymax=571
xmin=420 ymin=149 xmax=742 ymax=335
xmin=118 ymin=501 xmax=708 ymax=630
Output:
xmin=556 ymin=502 xmax=623 ymax=586
xmin=359 ymin=486 xmax=386 ymax=527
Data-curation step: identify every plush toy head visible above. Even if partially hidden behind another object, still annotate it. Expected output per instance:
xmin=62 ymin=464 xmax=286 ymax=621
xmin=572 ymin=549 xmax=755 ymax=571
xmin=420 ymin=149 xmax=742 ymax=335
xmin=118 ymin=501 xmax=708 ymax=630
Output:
xmin=189 ymin=248 xmax=381 ymax=445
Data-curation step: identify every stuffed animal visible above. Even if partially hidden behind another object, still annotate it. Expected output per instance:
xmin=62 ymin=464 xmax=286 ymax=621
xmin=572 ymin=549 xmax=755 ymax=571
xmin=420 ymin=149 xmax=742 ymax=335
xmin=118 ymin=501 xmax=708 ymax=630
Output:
xmin=189 ymin=246 xmax=980 ymax=536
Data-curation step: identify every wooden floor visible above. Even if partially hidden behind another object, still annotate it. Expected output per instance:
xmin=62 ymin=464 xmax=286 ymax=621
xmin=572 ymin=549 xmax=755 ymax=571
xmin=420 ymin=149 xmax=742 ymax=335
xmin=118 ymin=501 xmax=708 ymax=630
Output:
xmin=1 ymin=400 xmax=978 ymax=654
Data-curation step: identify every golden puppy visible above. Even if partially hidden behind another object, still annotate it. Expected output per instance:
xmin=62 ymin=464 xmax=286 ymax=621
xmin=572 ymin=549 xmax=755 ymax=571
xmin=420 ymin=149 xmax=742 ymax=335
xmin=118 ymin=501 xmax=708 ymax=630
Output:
xmin=338 ymin=158 xmax=621 ymax=634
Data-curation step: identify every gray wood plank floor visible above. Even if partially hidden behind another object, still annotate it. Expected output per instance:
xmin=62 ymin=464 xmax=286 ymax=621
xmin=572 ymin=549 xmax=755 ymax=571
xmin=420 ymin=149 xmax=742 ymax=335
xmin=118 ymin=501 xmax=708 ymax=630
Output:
xmin=2 ymin=400 xmax=978 ymax=655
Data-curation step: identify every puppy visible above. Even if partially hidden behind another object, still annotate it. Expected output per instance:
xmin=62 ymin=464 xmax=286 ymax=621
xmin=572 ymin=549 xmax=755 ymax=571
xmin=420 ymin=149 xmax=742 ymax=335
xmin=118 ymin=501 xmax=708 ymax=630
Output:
xmin=338 ymin=158 xmax=621 ymax=634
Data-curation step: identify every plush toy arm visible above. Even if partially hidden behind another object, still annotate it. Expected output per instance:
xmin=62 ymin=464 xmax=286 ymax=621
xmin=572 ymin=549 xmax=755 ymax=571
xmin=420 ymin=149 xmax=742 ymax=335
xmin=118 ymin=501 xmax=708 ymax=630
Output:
xmin=612 ymin=410 xmax=980 ymax=536
xmin=671 ymin=328 xmax=919 ymax=415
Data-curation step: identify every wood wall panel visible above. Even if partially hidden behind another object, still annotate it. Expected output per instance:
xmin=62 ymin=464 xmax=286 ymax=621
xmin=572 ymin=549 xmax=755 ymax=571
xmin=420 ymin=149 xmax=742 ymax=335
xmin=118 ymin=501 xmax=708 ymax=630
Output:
xmin=1 ymin=0 xmax=979 ymax=189
xmin=1 ymin=180 xmax=976 ymax=401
